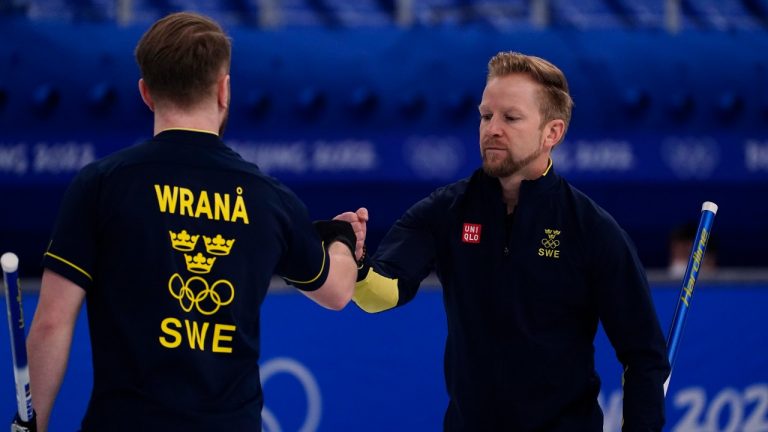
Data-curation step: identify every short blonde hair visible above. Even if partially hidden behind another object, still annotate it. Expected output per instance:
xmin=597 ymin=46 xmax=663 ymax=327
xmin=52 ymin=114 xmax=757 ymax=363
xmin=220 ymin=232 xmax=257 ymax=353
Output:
xmin=487 ymin=51 xmax=573 ymax=135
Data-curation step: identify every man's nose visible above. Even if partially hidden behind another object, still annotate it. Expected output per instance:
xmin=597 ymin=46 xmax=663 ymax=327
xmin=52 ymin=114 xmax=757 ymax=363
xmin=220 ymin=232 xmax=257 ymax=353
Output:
xmin=484 ymin=115 xmax=503 ymax=136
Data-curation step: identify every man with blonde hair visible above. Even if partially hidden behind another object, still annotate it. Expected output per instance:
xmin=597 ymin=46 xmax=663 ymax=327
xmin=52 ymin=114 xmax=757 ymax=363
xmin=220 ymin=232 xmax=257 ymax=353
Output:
xmin=341 ymin=52 xmax=670 ymax=431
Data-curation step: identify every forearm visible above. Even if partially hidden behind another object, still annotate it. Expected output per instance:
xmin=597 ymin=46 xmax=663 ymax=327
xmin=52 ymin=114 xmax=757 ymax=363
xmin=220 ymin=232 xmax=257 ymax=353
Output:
xmin=25 ymin=269 xmax=85 ymax=432
xmin=594 ymin=231 xmax=669 ymax=430
xmin=326 ymin=241 xmax=357 ymax=304
xmin=621 ymin=354 xmax=670 ymax=431
xmin=302 ymin=242 xmax=356 ymax=310
xmin=27 ymin=317 xmax=76 ymax=432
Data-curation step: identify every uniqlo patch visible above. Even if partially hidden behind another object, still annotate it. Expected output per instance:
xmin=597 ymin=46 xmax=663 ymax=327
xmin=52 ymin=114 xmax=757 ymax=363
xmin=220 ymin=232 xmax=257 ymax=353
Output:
xmin=462 ymin=223 xmax=482 ymax=244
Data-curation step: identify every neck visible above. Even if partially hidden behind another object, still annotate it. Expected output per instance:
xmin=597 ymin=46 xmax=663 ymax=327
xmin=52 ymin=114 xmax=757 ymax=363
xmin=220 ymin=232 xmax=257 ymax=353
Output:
xmin=498 ymin=156 xmax=551 ymax=214
xmin=153 ymin=104 xmax=221 ymax=136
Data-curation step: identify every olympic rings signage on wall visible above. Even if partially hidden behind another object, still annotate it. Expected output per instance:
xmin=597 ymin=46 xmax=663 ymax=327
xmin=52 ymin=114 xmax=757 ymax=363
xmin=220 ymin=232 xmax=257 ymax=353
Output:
xmin=260 ymin=357 xmax=323 ymax=432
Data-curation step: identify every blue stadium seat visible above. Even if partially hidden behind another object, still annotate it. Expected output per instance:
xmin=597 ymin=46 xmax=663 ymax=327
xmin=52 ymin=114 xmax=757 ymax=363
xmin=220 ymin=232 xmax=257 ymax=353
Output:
xmin=684 ymin=0 xmax=766 ymax=30
xmin=409 ymin=0 xmax=531 ymax=28
xmin=5 ymin=0 xmax=768 ymax=30
xmin=549 ymin=0 xmax=629 ymax=29
xmin=319 ymin=0 xmax=394 ymax=27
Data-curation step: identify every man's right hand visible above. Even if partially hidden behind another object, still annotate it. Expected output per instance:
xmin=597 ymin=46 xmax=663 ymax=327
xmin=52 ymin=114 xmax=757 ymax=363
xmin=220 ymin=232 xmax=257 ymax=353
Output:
xmin=333 ymin=208 xmax=368 ymax=262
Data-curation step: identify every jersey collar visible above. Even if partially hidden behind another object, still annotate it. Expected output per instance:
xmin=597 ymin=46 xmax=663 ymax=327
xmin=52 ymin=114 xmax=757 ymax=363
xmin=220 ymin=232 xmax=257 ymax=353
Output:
xmin=153 ymin=128 xmax=224 ymax=147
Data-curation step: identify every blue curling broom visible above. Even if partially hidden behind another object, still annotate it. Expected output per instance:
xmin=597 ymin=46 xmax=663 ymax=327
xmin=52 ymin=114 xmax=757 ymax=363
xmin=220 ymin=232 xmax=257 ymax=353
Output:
xmin=664 ymin=202 xmax=718 ymax=396
xmin=2 ymin=253 xmax=36 ymax=431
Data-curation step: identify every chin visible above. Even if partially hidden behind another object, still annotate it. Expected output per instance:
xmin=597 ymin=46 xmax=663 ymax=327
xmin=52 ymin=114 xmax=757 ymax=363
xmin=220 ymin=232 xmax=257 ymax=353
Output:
xmin=482 ymin=163 xmax=510 ymax=178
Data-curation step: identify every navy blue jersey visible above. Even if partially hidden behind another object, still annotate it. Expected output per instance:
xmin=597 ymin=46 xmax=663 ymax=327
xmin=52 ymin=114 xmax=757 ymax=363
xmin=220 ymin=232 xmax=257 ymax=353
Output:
xmin=370 ymin=165 xmax=670 ymax=431
xmin=43 ymin=129 xmax=329 ymax=431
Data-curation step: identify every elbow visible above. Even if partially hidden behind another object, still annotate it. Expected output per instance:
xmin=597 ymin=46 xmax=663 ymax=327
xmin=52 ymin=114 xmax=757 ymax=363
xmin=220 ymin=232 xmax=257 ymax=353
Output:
xmin=325 ymin=289 xmax=354 ymax=311
xmin=28 ymin=317 xmax=60 ymax=343
xmin=307 ymin=271 xmax=355 ymax=311
xmin=325 ymin=301 xmax=346 ymax=311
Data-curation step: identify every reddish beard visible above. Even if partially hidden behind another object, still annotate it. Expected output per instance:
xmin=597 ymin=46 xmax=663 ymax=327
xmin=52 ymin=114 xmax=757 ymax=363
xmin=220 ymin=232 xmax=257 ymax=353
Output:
xmin=481 ymin=138 xmax=545 ymax=178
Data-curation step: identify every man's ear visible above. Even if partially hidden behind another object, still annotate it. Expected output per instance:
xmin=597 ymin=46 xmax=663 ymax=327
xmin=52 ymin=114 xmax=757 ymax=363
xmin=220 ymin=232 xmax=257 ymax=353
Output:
xmin=217 ymin=74 xmax=230 ymax=110
xmin=542 ymin=119 xmax=565 ymax=149
xmin=138 ymin=79 xmax=155 ymax=112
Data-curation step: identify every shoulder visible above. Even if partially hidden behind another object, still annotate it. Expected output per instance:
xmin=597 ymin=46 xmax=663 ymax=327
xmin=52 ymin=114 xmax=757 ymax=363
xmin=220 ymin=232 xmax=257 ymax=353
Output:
xmin=566 ymin=184 xmax=617 ymax=225
xmin=259 ymin=174 xmax=304 ymax=206
xmin=67 ymin=150 xmax=123 ymax=189
xmin=563 ymin=182 xmax=633 ymax=249
xmin=78 ymin=140 xmax=153 ymax=179
xmin=407 ymin=175 xmax=472 ymax=218
xmin=433 ymin=176 xmax=472 ymax=205
xmin=64 ymin=140 xmax=159 ymax=189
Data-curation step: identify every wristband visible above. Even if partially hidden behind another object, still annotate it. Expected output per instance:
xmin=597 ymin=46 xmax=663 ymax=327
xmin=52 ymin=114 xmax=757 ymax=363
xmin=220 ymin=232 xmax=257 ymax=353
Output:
xmin=312 ymin=220 xmax=356 ymax=258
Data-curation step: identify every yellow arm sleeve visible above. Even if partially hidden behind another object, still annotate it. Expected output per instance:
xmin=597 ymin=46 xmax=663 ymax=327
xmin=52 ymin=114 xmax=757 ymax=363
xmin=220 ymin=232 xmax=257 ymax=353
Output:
xmin=352 ymin=269 xmax=400 ymax=313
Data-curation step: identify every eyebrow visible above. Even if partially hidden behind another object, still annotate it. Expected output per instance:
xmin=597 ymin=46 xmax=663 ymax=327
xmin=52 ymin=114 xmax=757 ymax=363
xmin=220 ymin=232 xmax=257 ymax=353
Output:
xmin=478 ymin=105 xmax=523 ymax=114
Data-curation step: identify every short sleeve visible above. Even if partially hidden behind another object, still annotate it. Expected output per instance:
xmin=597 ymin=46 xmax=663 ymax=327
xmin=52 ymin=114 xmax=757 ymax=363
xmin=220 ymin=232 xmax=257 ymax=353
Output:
xmin=273 ymin=187 xmax=329 ymax=291
xmin=42 ymin=165 xmax=100 ymax=291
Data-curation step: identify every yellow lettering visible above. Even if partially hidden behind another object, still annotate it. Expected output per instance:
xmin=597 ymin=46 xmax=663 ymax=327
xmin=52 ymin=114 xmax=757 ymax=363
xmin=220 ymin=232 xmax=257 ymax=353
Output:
xmin=538 ymin=248 xmax=561 ymax=259
xmin=154 ymin=185 xmax=248 ymax=225
xmin=159 ymin=317 xmax=182 ymax=348
xmin=681 ymin=275 xmax=695 ymax=306
xmin=231 ymin=188 xmax=249 ymax=224
xmin=700 ymin=229 xmax=709 ymax=246
xmin=195 ymin=190 xmax=213 ymax=219
xmin=154 ymin=185 xmax=178 ymax=213
xmin=160 ymin=319 xmax=234 ymax=353
xmin=184 ymin=320 xmax=210 ymax=350
xmin=212 ymin=324 xmax=236 ymax=353
xmin=179 ymin=188 xmax=194 ymax=217
xmin=214 ymin=193 xmax=230 ymax=222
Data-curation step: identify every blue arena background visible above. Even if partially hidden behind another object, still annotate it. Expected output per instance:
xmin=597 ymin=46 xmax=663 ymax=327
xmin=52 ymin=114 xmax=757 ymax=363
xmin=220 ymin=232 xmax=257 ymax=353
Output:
xmin=1 ymin=282 xmax=767 ymax=431
xmin=3 ymin=1 xmax=768 ymax=431
xmin=1 ymin=9 xmax=768 ymax=274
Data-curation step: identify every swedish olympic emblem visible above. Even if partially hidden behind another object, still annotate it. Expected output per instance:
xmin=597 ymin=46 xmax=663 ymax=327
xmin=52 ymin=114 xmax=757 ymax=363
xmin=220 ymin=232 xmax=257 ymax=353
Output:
xmin=166 ymin=229 xmax=237 ymax=314
xmin=538 ymin=228 xmax=561 ymax=259
xmin=168 ymin=274 xmax=234 ymax=315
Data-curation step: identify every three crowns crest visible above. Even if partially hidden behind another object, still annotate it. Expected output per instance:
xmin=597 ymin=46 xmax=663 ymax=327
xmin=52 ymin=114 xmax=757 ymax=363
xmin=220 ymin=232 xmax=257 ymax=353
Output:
xmin=169 ymin=230 xmax=234 ymax=273
xmin=544 ymin=229 xmax=561 ymax=240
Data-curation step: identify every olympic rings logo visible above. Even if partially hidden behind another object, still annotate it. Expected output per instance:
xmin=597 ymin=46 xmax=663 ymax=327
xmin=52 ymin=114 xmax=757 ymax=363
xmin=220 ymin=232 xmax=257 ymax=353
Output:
xmin=260 ymin=357 xmax=322 ymax=432
xmin=541 ymin=239 xmax=560 ymax=249
xmin=168 ymin=273 xmax=234 ymax=315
